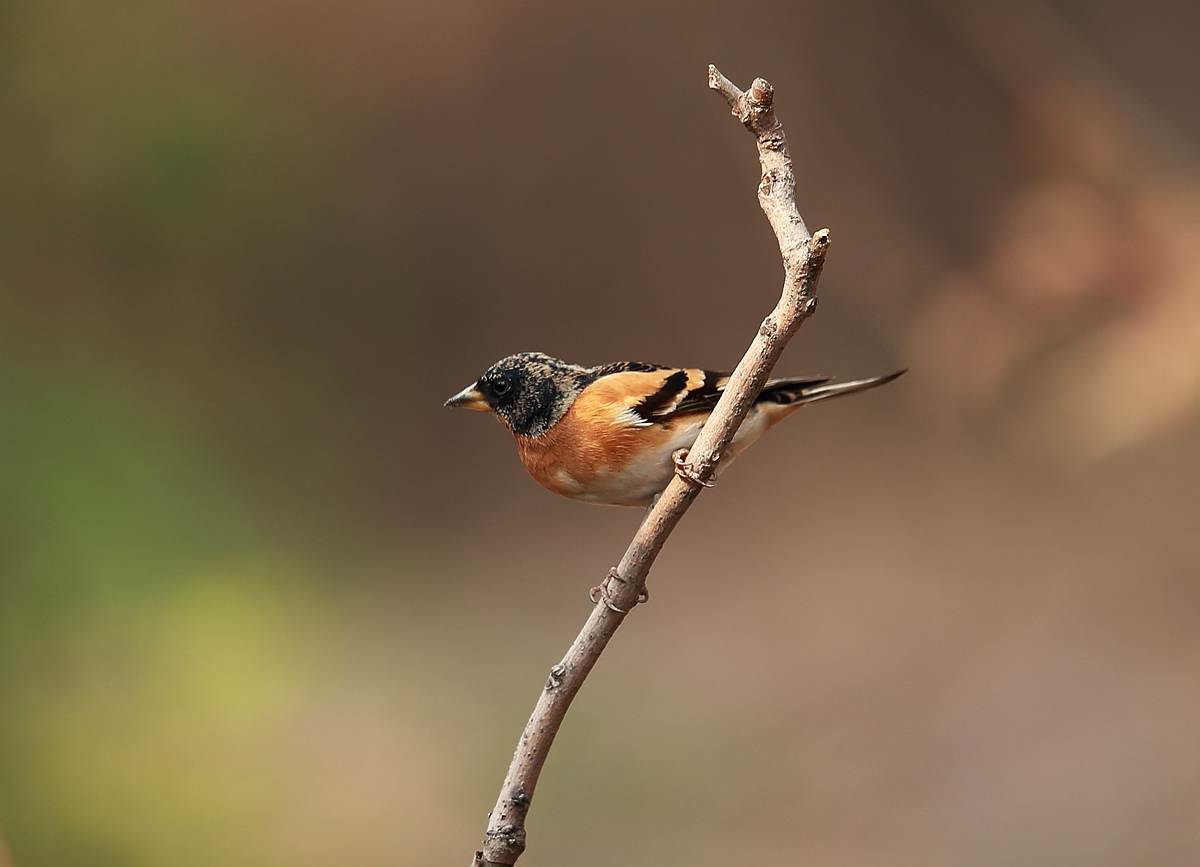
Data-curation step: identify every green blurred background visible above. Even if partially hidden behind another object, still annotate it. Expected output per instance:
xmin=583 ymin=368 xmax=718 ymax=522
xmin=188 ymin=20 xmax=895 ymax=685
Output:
xmin=2 ymin=1 xmax=1198 ymax=865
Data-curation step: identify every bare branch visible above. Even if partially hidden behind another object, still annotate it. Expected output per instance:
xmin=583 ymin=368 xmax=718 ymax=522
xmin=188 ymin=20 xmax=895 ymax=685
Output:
xmin=471 ymin=65 xmax=825 ymax=867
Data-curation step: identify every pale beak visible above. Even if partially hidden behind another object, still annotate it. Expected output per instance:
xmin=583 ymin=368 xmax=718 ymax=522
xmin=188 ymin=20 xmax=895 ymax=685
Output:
xmin=444 ymin=384 xmax=490 ymax=411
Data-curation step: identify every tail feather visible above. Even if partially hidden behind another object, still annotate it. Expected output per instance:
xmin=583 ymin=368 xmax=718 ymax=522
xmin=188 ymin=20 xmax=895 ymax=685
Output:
xmin=758 ymin=369 xmax=906 ymax=406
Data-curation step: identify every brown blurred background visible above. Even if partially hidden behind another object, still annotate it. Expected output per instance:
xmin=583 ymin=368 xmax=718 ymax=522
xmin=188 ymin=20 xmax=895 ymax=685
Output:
xmin=2 ymin=1 xmax=1198 ymax=865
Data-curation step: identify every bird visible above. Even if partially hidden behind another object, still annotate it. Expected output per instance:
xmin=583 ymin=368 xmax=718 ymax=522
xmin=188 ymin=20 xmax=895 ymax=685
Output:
xmin=445 ymin=352 xmax=904 ymax=507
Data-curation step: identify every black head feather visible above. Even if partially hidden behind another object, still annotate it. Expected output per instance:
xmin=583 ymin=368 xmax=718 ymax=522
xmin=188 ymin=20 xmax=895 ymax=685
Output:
xmin=471 ymin=352 xmax=598 ymax=438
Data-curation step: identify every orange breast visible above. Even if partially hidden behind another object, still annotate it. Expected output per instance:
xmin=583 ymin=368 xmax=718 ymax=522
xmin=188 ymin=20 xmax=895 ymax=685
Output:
xmin=514 ymin=391 xmax=644 ymax=500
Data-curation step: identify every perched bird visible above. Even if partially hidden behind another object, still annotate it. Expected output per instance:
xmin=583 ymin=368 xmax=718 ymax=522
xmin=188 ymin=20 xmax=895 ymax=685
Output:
xmin=446 ymin=352 xmax=904 ymax=507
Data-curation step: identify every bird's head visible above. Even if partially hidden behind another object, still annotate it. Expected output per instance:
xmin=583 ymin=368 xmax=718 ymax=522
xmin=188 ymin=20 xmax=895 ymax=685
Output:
xmin=445 ymin=352 xmax=594 ymax=438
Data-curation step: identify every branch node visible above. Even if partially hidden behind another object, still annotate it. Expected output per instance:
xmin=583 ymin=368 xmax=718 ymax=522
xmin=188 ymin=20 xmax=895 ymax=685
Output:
xmin=545 ymin=664 xmax=567 ymax=691
xmin=481 ymin=824 xmax=526 ymax=864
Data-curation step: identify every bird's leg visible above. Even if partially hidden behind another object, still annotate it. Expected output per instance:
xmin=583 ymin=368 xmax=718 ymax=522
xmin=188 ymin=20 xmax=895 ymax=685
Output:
xmin=671 ymin=448 xmax=716 ymax=488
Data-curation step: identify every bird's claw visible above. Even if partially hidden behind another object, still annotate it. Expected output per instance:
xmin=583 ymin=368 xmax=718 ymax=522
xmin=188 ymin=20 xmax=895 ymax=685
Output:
xmin=672 ymin=448 xmax=716 ymax=487
xmin=589 ymin=567 xmax=648 ymax=613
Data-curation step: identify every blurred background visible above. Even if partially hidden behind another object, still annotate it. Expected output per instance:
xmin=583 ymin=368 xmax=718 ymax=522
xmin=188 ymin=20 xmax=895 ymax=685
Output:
xmin=2 ymin=0 xmax=1198 ymax=864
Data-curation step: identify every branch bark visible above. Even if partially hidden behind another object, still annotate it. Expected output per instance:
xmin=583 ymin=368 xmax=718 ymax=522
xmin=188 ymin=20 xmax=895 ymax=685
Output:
xmin=471 ymin=65 xmax=826 ymax=867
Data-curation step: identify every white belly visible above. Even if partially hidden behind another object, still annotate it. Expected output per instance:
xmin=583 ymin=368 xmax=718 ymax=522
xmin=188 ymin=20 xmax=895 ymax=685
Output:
xmin=571 ymin=406 xmax=776 ymax=507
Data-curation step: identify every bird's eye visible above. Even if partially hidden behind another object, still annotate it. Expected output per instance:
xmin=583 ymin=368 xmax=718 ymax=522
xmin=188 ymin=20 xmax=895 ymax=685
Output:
xmin=491 ymin=375 xmax=512 ymax=396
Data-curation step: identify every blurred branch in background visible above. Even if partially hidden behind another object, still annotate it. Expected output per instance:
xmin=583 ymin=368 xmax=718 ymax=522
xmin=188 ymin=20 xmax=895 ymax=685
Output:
xmin=908 ymin=0 xmax=1200 ymax=461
